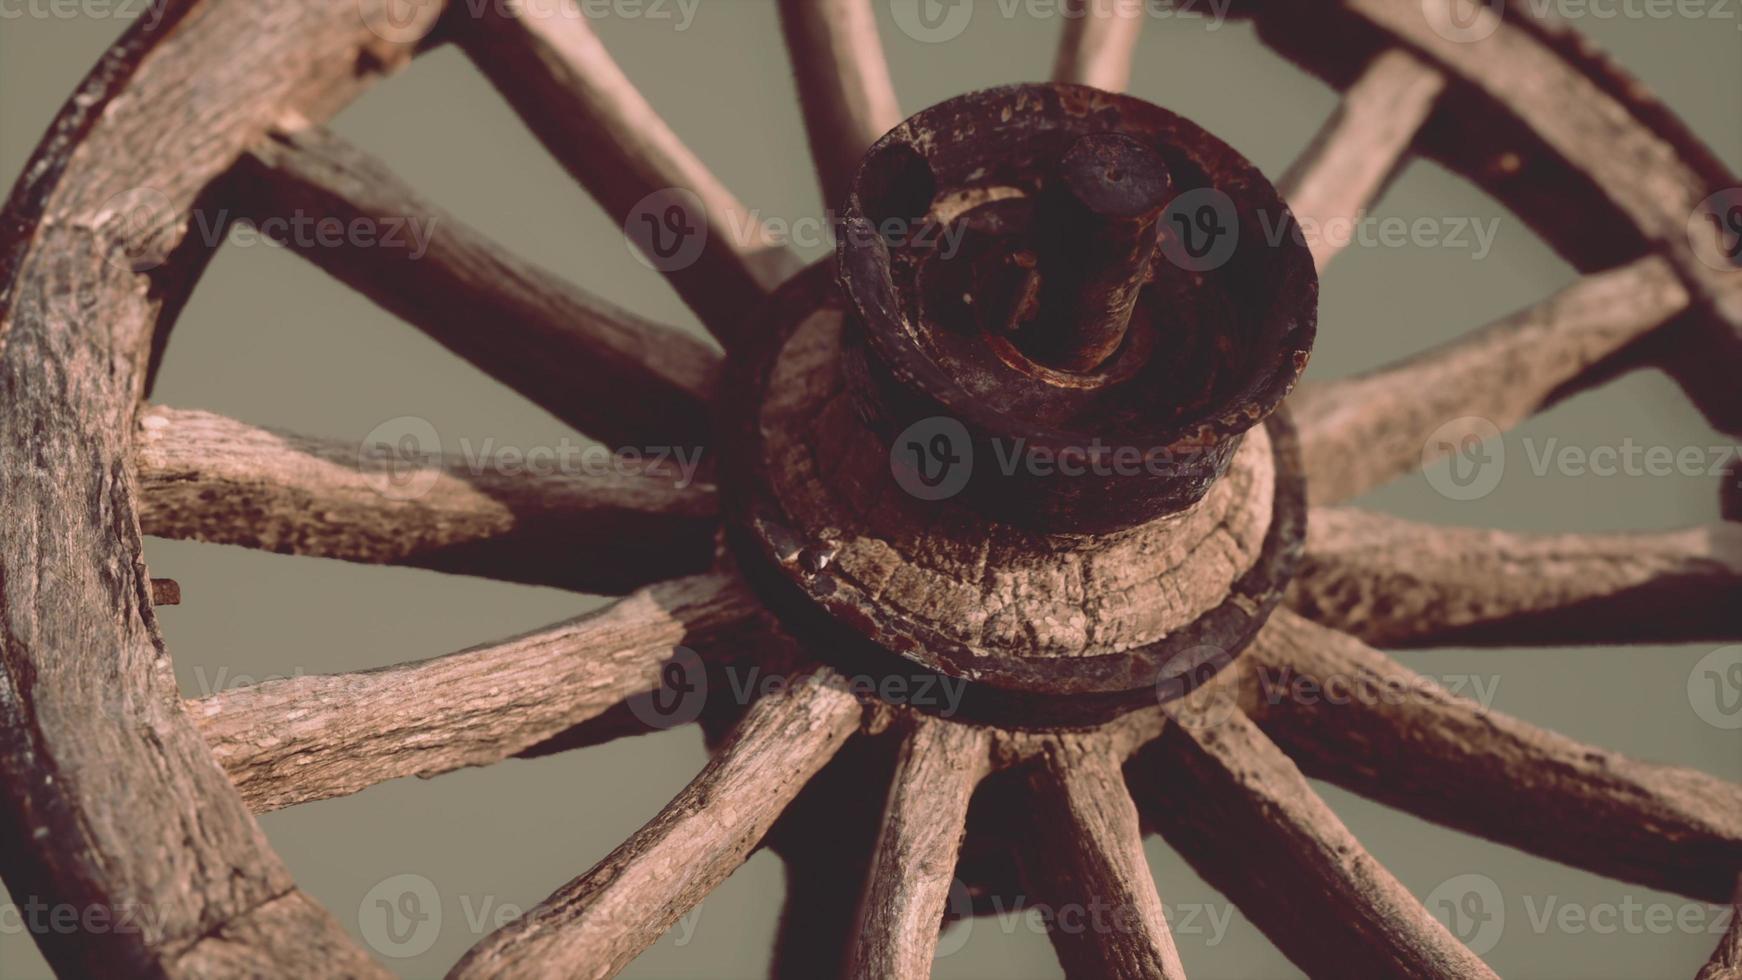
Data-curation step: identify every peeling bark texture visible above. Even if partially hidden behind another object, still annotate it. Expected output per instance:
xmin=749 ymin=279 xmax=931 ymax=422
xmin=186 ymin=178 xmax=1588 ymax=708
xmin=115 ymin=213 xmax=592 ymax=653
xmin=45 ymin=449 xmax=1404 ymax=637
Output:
xmin=448 ymin=666 xmax=863 ymax=979
xmin=452 ymin=0 xmax=803 ymax=347
xmin=1245 ymin=611 xmax=1742 ymax=902
xmin=1018 ymin=737 xmax=1187 ymax=980
xmin=1278 ymin=48 xmax=1445 ymax=272
xmin=778 ymin=0 xmax=903 ymax=209
xmin=1137 ymin=707 xmax=1497 ymax=979
xmin=193 ymin=572 xmax=771 ymax=810
xmin=1051 ymin=0 xmax=1146 ymax=93
xmin=1291 ymin=509 xmax=1742 ymax=647
xmin=135 ymin=405 xmax=718 ymax=594
xmin=1698 ymin=878 xmax=1742 ymax=980
xmin=847 ymin=716 xmax=992 ymax=979
xmin=0 ymin=0 xmax=447 ymax=975
xmin=233 ymin=124 xmax=721 ymax=450
xmin=1291 ymin=255 xmax=1689 ymax=505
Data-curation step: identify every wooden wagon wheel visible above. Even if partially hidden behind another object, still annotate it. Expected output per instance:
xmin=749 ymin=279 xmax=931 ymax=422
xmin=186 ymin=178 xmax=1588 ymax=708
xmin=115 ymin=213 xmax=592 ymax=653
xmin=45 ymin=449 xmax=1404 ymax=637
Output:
xmin=1 ymin=0 xmax=1738 ymax=977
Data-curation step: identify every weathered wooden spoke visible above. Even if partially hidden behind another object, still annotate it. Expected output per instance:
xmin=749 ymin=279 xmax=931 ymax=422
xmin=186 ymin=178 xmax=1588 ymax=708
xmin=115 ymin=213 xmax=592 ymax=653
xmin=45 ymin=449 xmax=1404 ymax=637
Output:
xmin=1291 ymin=255 xmax=1690 ymax=505
xmin=1246 ymin=611 xmax=1742 ymax=902
xmin=1136 ymin=703 xmax=1495 ymax=978
xmin=135 ymin=406 xmax=717 ymax=594
xmin=1018 ymin=737 xmax=1188 ymax=980
xmin=846 ymin=716 xmax=991 ymax=979
xmin=448 ymin=666 xmax=862 ymax=978
xmin=1700 ymin=877 xmax=1742 ymax=980
xmin=1051 ymin=0 xmax=1146 ymax=93
xmin=193 ymin=572 xmax=766 ymax=810
xmin=1277 ymin=48 xmax=1445 ymax=272
xmin=778 ymin=0 xmax=903 ymax=207
xmin=233 ymin=124 xmax=719 ymax=449
xmin=1290 ymin=507 xmax=1742 ymax=647
xmin=451 ymin=0 xmax=803 ymax=347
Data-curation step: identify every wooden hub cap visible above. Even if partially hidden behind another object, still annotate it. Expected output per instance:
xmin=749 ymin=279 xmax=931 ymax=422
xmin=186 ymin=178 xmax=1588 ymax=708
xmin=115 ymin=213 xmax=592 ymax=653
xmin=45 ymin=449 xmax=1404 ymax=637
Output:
xmin=722 ymin=85 xmax=1316 ymax=725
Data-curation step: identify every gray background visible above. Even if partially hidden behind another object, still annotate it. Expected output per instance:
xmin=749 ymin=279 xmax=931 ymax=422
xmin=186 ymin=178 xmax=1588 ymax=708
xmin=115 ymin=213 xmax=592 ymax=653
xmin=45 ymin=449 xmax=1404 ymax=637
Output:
xmin=1 ymin=1 xmax=1739 ymax=977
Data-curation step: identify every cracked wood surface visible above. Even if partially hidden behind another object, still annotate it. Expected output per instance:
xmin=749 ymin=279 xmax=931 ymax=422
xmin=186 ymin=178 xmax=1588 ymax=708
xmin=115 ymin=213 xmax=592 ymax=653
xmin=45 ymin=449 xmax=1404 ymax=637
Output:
xmin=1244 ymin=611 xmax=1742 ymax=902
xmin=1139 ymin=701 xmax=1497 ymax=979
xmin=778 ymin=0 xmax=903 ymax=209
xmin=1290 ymin=255 xmax=1690 ymax=505
xmin=1291 ymin=507 xmax=1742 ymax=647
xmin=134 ymin=405 xmax=718 ymax=594
xmin=453 ymin=0 xmax=803 ymax=348
xmin=234 ymin=124 xmax=720 ymax=450
xmin=193 ymin=571 xmax=769 ymax=811
xmin=846 ymin=716 xmax=991 ymax=979
xmin=448 ymin=665 xmax=863 ymax=979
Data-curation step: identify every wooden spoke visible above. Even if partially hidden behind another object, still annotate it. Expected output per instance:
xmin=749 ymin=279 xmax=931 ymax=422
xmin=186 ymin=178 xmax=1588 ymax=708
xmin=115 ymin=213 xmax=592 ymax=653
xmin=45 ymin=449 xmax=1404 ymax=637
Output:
xmin=1277 ymin=48 xmax=1444 ymax=271
xmin=1290 ymin=255 xmax=1690 ymax=505
xmin=192 ymin=572 xmax=768 ymax=811
xmin=778 ymin=0 xmax=903 ymax=207
xmin=847 ymin=717 xmax=992 ymax=979
xmin=234 ymin=124 xmax=719 ymax=450
xmin=1019 ymin=737 xmax=1188 ymax=980
xmin=1245 ymin=611 xmax=1742 ymax=902
xmin=453 ymin=0 xmax=804 ymax=347
xmin=1136 ymin=706 xmax=1496 ymax=978
xmin=1051 ymin=0 xmax=1146 ymax=93
xmin=134 ymin=406 xmax=716 ymax=594
xmin=448 ymin=666 xmax=863 ymax=979
xmin=1290 ymin=508 xmax=1742 ymax=647
xmin=1699 ymin=877 xmax=1742 ymax=980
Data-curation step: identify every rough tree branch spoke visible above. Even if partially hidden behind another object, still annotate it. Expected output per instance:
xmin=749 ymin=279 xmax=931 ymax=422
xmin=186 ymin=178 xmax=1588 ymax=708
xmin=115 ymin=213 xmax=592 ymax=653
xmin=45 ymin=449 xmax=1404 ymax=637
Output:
xmin=452 ymin=0 xmax=803 ymax=347
xmin=778 ymin=0 xmax=903 ymax=207
xmin=1290 ymin=255 xmax=1690 ymax=504
xmin=134 ymin=406 xmax=717 ymax=594
xmin=1137 ymin=702 xmax=1497 ymax=978
xmin=1245 ymin=611 xmax=1742 ymax=902
xmin=1277 ymin=48 xmax=1445 ymax=272
xmin=846 ymin=717 xmax=991 ymax=979
xmin=1290 ymin=508 xmax=1742 ymax=647
xmin=234 ymin=124 xmax=719 ymax=450
xmin=192 ymin=572 xmax=771 ymax=811
xmin=447 ymin=666 xmax=863 ymax=979
xmin=1020 ymin=738 xmax=1187 ymax=980
xmin=1698 ymin=877 xmax=1742 ymax=980
xmin=1051 ymin=0 xmax=1146 ymax=93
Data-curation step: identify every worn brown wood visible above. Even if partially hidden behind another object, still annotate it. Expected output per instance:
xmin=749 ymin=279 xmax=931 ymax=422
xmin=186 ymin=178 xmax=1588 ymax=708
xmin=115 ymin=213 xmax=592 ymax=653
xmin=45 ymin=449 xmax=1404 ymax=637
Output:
xmin=1051 ymin=0 xmax=1146 ymax=93
xmin=1278 ymin=48 xmax=1445 ymax=272
xmin=453 ymin=0 xmax=803 ymax=348
xmin=1698 ymin=877 xmax=1742 ymax=980
xmin=234 ymin=124 xmax=720 ymax=450
xmin=193 ymin=572 xmax=766 ymax=810
xmin=149 ymin=578 xmax=182 ymax=605
xmin=778 ymin=0 xmax=903 ymax=208
xmin=0 ymin=0 xmax=449 ymax=975
xmin=1291 ymin=508 xmax=1742 ymax=647
xmin=1291 ymin=255 xmax=1689 ymax=504
xmin=1137 ymin=705 xmax=1497 ymax=979
xmin=134 ymin=405 xmax=717 ymax=594
xmin=846 ymin=716 xmax=991 ymax=979
xmin=1245 ymin=611 xmax=1742 ymax=902
xmin=1018 ymin=737 xmax=1187 ymax=980
xmin=449 ymin=665 xmax=863 ymax=978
